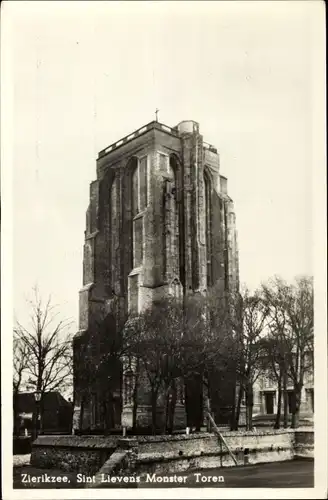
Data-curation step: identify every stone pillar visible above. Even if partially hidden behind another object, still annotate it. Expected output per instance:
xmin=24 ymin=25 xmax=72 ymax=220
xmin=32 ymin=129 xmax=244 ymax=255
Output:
xmin=179 ymin=122 xmax=207 ymax=292
xmin=117 ymin=438 xmax=139 ymax=473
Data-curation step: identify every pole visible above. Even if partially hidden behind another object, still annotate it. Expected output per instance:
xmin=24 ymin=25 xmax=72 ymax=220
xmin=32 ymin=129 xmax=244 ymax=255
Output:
xmin=35 ymin=400 xmax=40 ymax=439
xmin=31 ymin=410 xmax=37 ymax=442
xmin=206 ymin=410 xmax=238 ymax=466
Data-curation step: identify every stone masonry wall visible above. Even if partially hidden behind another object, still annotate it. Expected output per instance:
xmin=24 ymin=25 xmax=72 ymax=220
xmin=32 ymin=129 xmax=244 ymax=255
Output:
xmin=73 ymin=120 xmax=239 ymax=433
xmin=30 ymin=429 xmax=313 ymax=477
xmin=31 ymin=436 xmax=119 ymax=475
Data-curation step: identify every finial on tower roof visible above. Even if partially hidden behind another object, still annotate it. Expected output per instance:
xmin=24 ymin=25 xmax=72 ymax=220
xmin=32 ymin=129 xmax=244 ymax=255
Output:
xmin=155 ymin=108 xmax=159 ymax=122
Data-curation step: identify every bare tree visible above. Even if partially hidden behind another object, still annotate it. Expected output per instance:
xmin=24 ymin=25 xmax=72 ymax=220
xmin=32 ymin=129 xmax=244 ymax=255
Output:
xmin=231 ymin=286 xmax=268 ymax=430
xmin=13 ymin=336 xmax=29 ymax=436
xmin=260 ymin=325 xmax=290 ymax=429
xmin=129 ymin=298 xmax=184 ymax=434
xmin=74 ymin=296 xmax=143 ymax=433
xmin=14 ymin=287 xmax=73 ymax=431
xmin=262 ymin=276 xmax=314 ymax=428
xmin=182 ymin=287 xmax=238 ymax=431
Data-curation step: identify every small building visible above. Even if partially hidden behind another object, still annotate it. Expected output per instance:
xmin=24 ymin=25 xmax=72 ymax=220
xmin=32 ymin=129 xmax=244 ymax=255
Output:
xmin=14 ymin=392 xmax=73 ymax=435
xmin=252 ymin=366 xmax=314 ymax=426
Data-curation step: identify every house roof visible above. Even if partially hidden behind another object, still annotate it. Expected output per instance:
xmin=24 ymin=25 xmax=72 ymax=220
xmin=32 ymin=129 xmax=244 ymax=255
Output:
xmin=15 ymin=392 xmax=72 ymax=413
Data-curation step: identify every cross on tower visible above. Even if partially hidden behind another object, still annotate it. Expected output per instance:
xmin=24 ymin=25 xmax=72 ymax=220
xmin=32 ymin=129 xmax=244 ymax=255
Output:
xmin=155 ymin=108 xmax=159 ymax=122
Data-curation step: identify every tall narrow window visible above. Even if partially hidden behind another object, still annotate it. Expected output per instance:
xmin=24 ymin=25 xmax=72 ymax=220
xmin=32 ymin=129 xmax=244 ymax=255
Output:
xmin=132 ymin=164 xmax=139 ymax=217
xmin=159 ymin=153 xmax=168 ymax=173
xmin=164 ymin=158 xmax=178 ymax=279
xmin=91 ymin=393 xmax=98 ymax=427
xmin=131 ymin=156 xmax=148 ymax=216
xmin=204 ymin=172 xmax=212 ymax=287
xmin=110 ymin=177 xmax=118 ymax=283
xmin=127 ymin=156 xmax=148 ymax=318
xmin=130 ymin=157 xmax=147 ymax=270
xmin=133 ymin=217 xmax=143 ymax=268
xmin=139 ymin=156 xmax=147 ymax=210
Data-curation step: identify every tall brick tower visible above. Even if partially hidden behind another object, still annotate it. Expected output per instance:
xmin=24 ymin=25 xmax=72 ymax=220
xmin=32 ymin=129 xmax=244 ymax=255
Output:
xmin=72 ymin=119 xmax=239 ymax=433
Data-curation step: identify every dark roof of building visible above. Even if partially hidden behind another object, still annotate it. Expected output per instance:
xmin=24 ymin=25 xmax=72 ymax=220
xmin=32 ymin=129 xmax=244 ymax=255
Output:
xmin=15 ymin=392 xmax=72 ymax=413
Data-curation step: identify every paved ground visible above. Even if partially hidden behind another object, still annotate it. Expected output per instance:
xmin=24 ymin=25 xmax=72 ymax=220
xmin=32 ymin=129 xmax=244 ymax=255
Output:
xmin=140 ymin=458 xmax=314 ymax=488
xmin=13 ymin=458 xmax=314 ymax=489
xmin=13 ymin=455 xmax=31 ymax=467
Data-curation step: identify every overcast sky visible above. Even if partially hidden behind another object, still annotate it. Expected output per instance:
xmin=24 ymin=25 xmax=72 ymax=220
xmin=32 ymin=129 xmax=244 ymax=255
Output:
xmin=6 ymin=1 xmax=322 ymax=329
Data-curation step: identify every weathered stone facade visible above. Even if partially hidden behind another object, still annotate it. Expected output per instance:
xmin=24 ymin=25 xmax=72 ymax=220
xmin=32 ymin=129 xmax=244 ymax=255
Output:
xmin=73 ymin=119 xmax=239 ymax=432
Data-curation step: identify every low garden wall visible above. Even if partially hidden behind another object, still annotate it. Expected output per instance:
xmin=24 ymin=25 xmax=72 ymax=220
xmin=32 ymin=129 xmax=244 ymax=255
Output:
xmin=30 ymin=435 xmax=119 ymax=475
xmin=30 ymin=429 xmax=314 ymax=479
xmin=294 ymin=429 xmax=314 ymax=458
xmin=135 ymin=430 xmax=296 ymax=474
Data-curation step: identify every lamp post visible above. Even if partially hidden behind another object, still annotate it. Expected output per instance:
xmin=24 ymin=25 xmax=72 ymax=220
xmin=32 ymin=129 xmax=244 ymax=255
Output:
xmin=33 ymin=390 xmax=42 ymax=441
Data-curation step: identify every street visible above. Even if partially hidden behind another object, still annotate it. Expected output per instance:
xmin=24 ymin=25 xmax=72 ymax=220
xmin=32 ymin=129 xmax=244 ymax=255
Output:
xmin=13 ymin=458 xmax=314 ymax=489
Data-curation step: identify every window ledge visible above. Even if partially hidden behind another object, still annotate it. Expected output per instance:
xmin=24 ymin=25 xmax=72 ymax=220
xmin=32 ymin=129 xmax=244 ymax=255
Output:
xmin=133 ymin=210 xmax=147 ymax=221
xmin=128 ymin=267 xmax=143 ymax=277
xmin=85 ymin=230 xmax=99 ymax=241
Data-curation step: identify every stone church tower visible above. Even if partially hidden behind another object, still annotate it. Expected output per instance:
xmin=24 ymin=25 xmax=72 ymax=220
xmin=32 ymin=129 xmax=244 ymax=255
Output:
xmin=72 ymin=119 xmax=239 ymax=433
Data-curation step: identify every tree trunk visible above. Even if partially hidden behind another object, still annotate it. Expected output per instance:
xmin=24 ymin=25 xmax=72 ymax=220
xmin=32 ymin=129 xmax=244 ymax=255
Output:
xmin=245 ymin=383 xmax=254 ymax=431
xmin=233 ymin=382 xmax=244 ymax=430
xmin=39 ymin=398 xmax=44 ymax=434
xmin=184 ymin=378 xmax=191 ymax=428
xmin=291 ymin=385 xmax=302 ymax=429
xmin=162 ymin=383 xmax=171 ymax=434
xmin=167 ymin=380 xmax=177 ymax=434
xmin=13 ymin=391 xmax=19 ymax=437
xmin=195 ymin=377 xmax=204 ymax=432
xmin=274 ymin=372 xmax=282 ymax=429
xmin=79 ymin=397 xmax=85 ymax=432
xmin=249 ymin=397 xmax=254 ymax=431
xmin=283 ymin=372 xmax=288 ymax=428
xmin=103 ymin=392 xmax=114 ymax=433
xmin=230 ymin=378 xmax=237 ymax=430
xmin=151 ymin=389 xmax=158 ymax=435
xmin=184 ymin=375 xmax=202 ymax=430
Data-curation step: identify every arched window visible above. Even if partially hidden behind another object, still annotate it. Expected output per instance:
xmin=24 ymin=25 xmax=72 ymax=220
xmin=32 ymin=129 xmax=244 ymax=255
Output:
xmin=132 ymin=163 xmax=139 ymax=217
xmin=169 ymin=277 xmax=182 ymax=301
xmin=131 ymin=156 xmax=148 ymax=218
xmin=83 ymin=241 xmax=94 ymax=284
xmin=130 ymin=157 xmax=148 ymax=269
xmin=125 ymin=156 xmax=149 ymax=315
